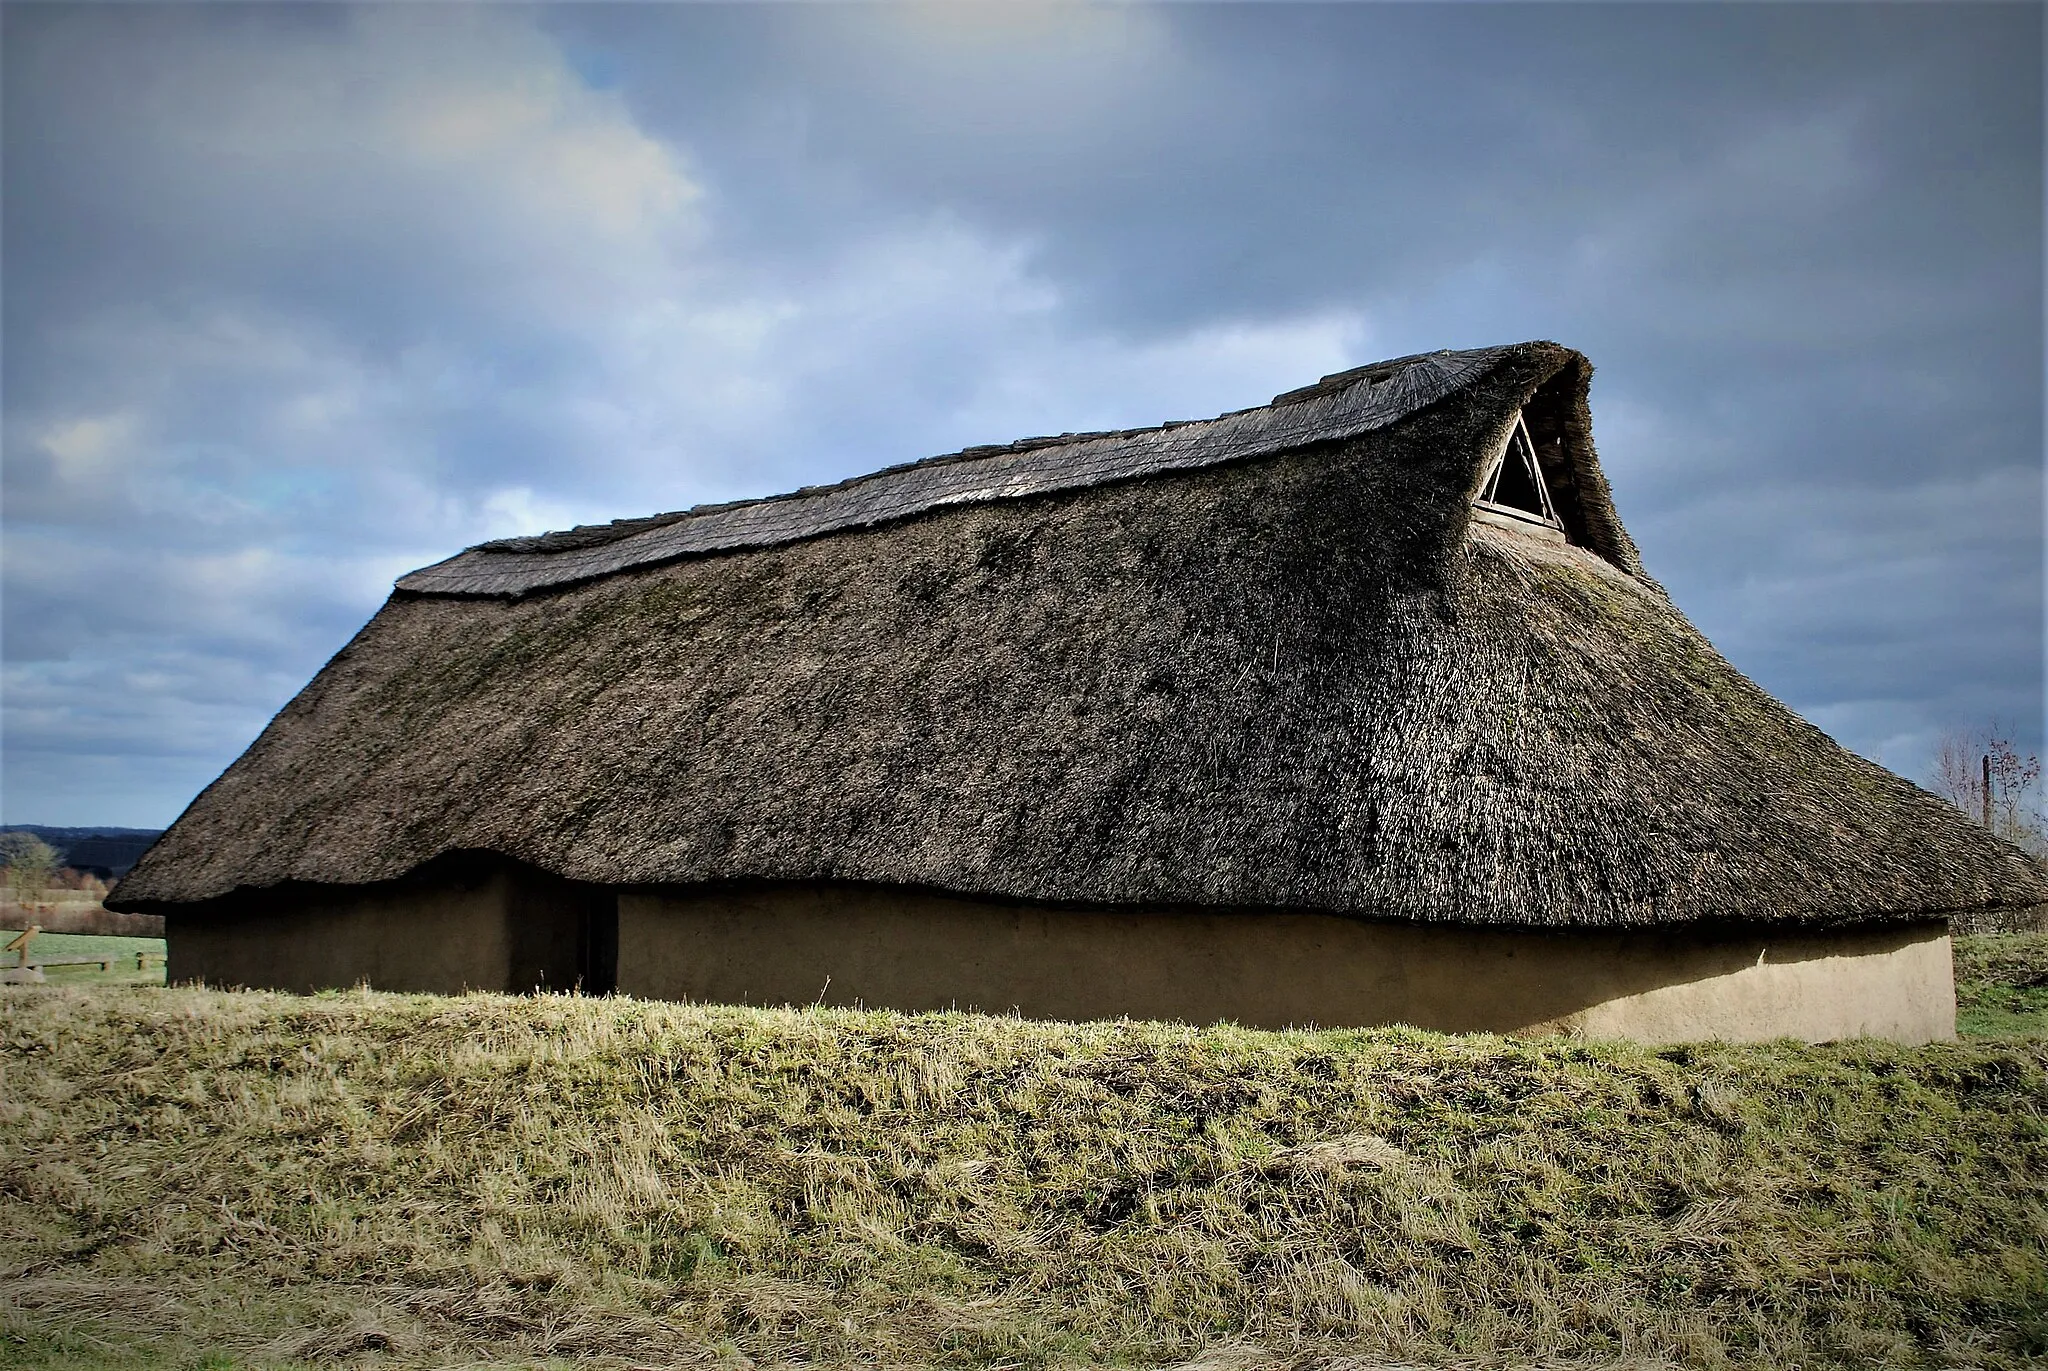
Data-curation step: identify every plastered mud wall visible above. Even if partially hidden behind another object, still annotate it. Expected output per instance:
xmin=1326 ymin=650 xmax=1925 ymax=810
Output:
xmin=164 ymin=867 xmax=1955 ymax=1043
xmin=620 ymin=883 xmax=1955 ymax=1044
xmin=167 ymin=858 xmax=608 ymax=995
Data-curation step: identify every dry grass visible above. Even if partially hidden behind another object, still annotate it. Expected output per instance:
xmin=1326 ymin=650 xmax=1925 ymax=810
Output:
xmin=2 ymin=984 xmax=2046 ymax=1370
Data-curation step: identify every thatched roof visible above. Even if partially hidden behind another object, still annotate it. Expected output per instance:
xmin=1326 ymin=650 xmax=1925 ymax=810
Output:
xmin=113 ymin=341 xmax=2048 ymax=928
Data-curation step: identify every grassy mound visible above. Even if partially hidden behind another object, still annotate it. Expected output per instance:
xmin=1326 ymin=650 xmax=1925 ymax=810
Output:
xmin=3 ymin=986 xmax=2047 ymax=1370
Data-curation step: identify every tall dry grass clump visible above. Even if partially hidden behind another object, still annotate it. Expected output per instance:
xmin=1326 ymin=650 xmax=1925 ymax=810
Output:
xmin=2 ymin=985 xmax=2046 ymax=1369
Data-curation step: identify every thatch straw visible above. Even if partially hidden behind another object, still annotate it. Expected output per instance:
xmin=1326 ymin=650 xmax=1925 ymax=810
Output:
xmin=400 ymin=345 xmax=1532 ymax=597
xmin=112 ymin=342 xmax=2048 ymax=926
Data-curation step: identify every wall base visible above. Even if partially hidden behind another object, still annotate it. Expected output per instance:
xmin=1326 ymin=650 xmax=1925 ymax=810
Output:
xmin=620 ymin=883 xmax=1955 ymax=1044
xmin=153 ymin=867 xmax=1956 ymax=1043
xmin=164 ymin=855 xmax=615 ymax=996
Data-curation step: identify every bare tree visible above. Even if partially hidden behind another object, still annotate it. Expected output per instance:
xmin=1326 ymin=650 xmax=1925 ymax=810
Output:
xmin=52 ymin=868 xmax=110 ymax=898
xmin=1928 ymin=723 xmax=2046 ymax=857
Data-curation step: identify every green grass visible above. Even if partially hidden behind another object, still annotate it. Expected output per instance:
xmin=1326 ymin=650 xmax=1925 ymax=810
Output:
xmin=0 ymin=930 xmax=164 ymax=989
xmin=3 ymin=982 xmax=2046 ymax=1371
xmin=1957 ymin=933 xmax=2048 ymax=1039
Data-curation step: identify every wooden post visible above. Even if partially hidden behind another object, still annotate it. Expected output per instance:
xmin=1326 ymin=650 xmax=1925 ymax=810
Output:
xmin=3 ymin=926 xmax=39 ymax=969
xmin=1983 ymin=753 xmax=1993 ymax=827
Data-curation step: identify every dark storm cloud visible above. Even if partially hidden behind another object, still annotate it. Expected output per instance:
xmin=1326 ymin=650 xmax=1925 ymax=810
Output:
xmin=549 ymin=0 xmax=2045 ymax=759
xmin=3 ymin=2 xmax=2039 ymax=825
xmin=552 ymin=5 xmax=2034 ymax=347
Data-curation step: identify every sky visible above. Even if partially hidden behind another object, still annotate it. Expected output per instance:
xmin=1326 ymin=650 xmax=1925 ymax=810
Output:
xmin=3 ymin=1 xmax=2042 ymax=829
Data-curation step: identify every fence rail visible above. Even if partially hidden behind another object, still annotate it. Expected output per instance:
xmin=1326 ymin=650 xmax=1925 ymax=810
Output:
xmin=3 ymin=927 xmax=166 ymax=980
xmin=23 ymin=953 xmax=165 ymax=972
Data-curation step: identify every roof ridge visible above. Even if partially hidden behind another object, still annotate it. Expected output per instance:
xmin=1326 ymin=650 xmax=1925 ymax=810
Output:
xmin=471 ymin=421 xmax=1223 ymax=557
xmin=470 ymin=371 xmax=1369 ymax=558
xmin=401 ymin=344 xmax=1521 ymax=598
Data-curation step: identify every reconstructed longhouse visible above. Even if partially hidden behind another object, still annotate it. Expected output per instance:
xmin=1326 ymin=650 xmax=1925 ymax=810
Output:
xmin=110 ymin=342 xmax=2048 ymax=1042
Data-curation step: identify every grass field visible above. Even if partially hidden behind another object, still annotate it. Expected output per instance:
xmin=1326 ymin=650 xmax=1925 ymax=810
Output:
xmin=4 ymin=943 xmax=2048 ymax=1371
xmin=0 ymin=931 xmax=166 ymax=989
xmin=1957 ymin=932 xmax=2048 ymax=1038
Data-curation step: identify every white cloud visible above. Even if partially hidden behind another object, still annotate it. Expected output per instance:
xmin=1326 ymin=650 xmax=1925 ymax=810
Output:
xmin=4 ymin=6 xmax=1385 ymax=824
xmin=5 ymin=4 xmax=2037 ymax=826
xmin=476 ymin=487 xmax=591 ymax=542
xmin=35 ymin=412 xmax=139 ymax=485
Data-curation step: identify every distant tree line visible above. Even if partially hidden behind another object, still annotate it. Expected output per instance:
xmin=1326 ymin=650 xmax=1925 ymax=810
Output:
xmin=0 ymin=833 xmax=112 ymax=911
xmin=0 ymin=833 xmax=59 ymax=910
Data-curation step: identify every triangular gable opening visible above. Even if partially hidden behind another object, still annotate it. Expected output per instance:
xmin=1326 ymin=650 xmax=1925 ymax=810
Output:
xmin=1474 ymin=412 xmax=1563 ymax=537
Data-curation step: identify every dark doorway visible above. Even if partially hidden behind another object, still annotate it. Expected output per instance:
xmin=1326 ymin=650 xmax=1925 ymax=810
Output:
xmin=580 ymin=897 xmax=619 ymax=996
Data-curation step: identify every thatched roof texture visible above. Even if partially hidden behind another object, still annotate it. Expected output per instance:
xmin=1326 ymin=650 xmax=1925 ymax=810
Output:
xmin=114 ymin=342 xmax=2048 ymax=928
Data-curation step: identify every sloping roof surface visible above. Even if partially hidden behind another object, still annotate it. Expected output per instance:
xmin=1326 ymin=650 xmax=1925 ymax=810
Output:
xmin=114 ymin=342 xmax=2048 ymax=927
xmin=399 ymin=347 xmax=1513 ymax=597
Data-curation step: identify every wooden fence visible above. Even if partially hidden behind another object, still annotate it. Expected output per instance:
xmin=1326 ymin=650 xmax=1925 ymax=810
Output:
xmin=1 ymin=927 xmax=165 ymax=983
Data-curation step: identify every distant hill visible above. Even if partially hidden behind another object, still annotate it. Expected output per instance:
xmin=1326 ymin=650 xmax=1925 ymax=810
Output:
xmin=0 ymin=826 xmax=163 ymax=879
